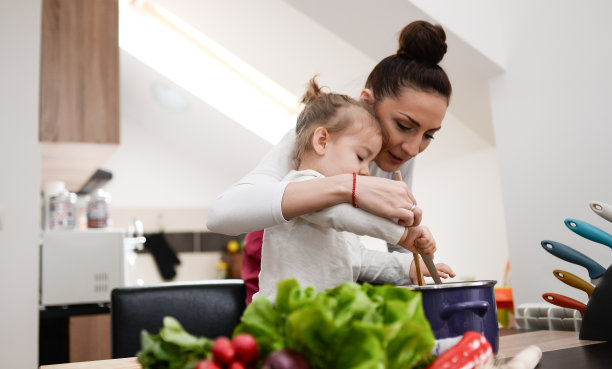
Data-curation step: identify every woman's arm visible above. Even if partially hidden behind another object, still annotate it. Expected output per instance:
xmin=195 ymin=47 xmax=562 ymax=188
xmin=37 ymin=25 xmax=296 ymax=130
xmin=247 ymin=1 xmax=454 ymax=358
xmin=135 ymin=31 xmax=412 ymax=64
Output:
xmin=206 ymin=131 xmax=296 ymax=235
xmin=207 ymin=133 xmax=421 ymax=235
xmin=284 ymin=173 xmax=421 ymax=226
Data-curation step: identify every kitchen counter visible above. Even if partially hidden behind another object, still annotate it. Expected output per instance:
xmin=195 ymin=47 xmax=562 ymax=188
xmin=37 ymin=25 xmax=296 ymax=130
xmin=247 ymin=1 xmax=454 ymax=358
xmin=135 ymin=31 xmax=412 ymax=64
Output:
xmin=40 ymin=329 xmax=608 ymax=369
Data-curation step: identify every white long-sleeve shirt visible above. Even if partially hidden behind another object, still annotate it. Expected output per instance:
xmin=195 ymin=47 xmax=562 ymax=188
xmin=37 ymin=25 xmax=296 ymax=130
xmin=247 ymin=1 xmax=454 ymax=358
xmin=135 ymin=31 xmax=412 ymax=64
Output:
xmin=206 ymin=129 xmax=415 ymax=235
xmin=255 ymin=170 xmax=414 ymax=302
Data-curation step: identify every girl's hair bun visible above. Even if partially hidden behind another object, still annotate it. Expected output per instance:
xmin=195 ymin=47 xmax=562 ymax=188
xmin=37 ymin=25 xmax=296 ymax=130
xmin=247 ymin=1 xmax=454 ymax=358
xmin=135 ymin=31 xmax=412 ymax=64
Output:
xmin=397 ymin=20 xmax=447 ymax=65
xmin=300 ymin=76 xmax=325 ymax=105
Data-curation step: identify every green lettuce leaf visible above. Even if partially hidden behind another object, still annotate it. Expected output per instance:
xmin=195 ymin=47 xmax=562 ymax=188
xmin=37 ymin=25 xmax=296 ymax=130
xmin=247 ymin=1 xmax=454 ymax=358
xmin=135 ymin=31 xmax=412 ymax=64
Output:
xmin=233 ymin=279 xmax=435 ymax=369
xmin=232 ymin=296 xmax=285 ymax=360
xmin=136 ymin=316 xmax=212 ymax=369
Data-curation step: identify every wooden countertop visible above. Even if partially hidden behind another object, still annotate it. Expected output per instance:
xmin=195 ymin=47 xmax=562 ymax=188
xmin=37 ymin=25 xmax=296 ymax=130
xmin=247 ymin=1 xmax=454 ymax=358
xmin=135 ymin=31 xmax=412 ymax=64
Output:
xmin=40 ymin=330 xmax=605 ymax=369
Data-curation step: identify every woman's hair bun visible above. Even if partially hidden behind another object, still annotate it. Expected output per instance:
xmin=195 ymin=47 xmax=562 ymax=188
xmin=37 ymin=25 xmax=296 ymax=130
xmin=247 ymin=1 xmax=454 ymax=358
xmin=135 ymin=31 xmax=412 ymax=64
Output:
xmin=397 ymin=20 xmax=447 ymax=65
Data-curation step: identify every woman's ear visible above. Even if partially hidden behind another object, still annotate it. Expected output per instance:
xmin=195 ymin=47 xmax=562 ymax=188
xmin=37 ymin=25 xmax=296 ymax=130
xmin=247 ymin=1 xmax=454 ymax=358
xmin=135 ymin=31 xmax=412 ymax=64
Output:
xmin=360 ymin=88 xmax=375 ymax=105
xmin=311 ymin=126 xmax=329 ymax=156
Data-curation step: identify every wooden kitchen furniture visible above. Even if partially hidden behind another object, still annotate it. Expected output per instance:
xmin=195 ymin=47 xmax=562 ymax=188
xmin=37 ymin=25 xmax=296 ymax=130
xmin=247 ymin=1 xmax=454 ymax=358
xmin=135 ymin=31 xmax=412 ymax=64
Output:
xmin=39 ymin=304 xmax=111 ymax=366
xmin=40 ymin=0 xmax=120 ymax=192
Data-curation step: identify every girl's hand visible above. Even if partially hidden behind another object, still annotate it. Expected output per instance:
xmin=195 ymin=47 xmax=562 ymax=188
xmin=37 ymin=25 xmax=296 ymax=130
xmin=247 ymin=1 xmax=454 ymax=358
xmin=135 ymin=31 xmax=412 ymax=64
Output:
xmin=410 ymin=259 xmax=456 ymax=283
xmin=354 ymin=175 xmax=422 ymax=226
xmin=399 ymin=225 xmax=436 ymax=255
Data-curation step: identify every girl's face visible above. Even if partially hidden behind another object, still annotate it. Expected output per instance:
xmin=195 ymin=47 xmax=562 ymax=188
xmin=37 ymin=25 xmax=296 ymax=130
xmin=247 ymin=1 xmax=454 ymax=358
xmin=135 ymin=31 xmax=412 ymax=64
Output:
xmin=317 ymin=119 xmax=383 ymax=178
xmin=365 ymin=88 xmax=448 ymax=172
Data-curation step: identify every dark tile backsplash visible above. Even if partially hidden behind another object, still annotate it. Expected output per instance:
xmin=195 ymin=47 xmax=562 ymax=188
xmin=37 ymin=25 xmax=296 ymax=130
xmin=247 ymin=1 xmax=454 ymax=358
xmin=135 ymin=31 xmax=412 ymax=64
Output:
xmin=141 ymin=232 xmax=246 ymax=253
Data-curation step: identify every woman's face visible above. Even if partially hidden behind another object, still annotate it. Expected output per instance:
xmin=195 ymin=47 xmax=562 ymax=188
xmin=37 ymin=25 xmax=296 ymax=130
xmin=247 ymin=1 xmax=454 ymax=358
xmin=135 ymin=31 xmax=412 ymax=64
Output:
xmin=366 ymin=88 xmax=448 ymax=172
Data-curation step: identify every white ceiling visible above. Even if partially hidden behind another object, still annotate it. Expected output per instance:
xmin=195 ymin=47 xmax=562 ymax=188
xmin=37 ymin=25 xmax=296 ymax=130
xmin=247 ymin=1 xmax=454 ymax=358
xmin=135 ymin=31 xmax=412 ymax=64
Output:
xmin=104 ymin=0 xmax=503 ymax=208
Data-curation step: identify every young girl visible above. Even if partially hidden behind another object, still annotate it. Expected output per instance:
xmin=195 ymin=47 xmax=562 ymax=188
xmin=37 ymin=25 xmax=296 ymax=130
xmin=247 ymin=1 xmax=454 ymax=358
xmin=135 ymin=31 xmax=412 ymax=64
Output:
xmin=254 ymin=78 xmax=449 ymax=302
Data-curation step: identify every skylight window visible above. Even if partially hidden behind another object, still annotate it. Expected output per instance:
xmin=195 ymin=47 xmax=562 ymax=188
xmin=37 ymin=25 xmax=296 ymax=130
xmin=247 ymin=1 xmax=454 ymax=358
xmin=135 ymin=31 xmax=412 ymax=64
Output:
xmin=119 ymin=0 xmax=299 ymax=144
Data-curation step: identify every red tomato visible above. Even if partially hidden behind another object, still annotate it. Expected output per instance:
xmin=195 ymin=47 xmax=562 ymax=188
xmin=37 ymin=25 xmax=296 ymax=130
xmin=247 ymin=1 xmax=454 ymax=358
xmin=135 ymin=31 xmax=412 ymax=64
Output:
xmin=232 ymin=333 xmax=259 ymax=365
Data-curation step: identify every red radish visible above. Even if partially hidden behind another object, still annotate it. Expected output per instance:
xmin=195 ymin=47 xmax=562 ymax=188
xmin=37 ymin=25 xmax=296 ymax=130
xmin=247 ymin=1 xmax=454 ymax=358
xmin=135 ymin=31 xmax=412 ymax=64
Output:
xmin=195 ymin=360 xmax=222 ymax=369
xmin=212 ymin=336 xmax=235 ymax=365
xmin=232 ymin=333 xmax=259 ymax=364
xmin=229 ymin=361 xmax=246 ymax=369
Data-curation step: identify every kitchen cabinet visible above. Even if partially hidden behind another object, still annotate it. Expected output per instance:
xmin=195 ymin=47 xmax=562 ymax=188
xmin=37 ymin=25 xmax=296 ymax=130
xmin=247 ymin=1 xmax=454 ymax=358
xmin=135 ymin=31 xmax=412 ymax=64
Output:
xmin=39 ymin=305 xmax=111 ymax=366
xmin=40 ymin=0 xmax=119 ymax=192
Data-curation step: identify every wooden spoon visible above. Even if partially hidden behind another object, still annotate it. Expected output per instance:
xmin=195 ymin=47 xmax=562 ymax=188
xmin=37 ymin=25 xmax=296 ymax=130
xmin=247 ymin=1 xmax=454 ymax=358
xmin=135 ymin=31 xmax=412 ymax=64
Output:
xmin=394 ymin=171 xmax=424 ymax=285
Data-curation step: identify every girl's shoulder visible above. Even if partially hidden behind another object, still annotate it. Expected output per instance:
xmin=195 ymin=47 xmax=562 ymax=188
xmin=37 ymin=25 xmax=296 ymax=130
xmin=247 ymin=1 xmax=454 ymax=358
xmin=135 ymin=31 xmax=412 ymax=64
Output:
xmin=283 ymin=169 xmax=324 ymax=183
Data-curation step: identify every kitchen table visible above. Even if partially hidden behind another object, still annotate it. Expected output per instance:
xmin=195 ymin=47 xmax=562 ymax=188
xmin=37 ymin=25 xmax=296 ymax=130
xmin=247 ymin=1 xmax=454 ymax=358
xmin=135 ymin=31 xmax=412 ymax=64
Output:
xmin=40 ymin=329 xmax=608 ymax=369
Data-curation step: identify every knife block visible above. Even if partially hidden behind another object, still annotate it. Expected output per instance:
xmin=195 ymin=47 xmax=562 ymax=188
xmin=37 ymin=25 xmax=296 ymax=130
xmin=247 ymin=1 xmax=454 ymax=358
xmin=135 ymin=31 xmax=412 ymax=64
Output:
xmin=580 ymin=264 xmax=612 ymax=340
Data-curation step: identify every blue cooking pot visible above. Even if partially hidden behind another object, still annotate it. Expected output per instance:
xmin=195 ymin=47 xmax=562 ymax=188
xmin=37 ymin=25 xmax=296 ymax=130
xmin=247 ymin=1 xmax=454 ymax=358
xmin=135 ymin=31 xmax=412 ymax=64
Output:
xmin=406 ymin=280 xmax=499 ymax=353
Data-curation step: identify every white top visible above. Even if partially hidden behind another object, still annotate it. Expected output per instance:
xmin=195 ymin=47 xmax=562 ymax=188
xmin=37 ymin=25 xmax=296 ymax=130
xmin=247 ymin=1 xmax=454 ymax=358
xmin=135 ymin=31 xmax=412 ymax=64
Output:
xmin=206 ymin=129 xmax=416 ymax=235
xmin=255 ymin=169 xmax=414 ymax=302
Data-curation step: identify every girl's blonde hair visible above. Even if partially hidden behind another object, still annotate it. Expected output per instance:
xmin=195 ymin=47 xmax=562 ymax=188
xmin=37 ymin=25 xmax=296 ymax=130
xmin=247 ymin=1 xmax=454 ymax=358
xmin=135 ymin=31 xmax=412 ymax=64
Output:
xmin=294 ymin=77 xmax=381 ymax=166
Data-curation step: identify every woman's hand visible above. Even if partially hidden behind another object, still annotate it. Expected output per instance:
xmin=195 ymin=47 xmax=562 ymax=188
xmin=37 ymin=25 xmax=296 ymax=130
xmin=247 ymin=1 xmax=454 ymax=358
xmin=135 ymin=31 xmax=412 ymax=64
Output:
xmin=281 ymin=174 xmax=420 ymax=226
xmin=354 ymin=175 xmax=422 ymax=226
xmin=410 ymin=259 xmax=456 ymax=283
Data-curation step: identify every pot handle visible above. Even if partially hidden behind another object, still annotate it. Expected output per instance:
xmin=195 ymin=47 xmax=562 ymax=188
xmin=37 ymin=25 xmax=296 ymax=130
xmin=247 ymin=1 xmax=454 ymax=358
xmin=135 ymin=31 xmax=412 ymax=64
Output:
xmin=440 ymin=301 xmax=490 ymax=320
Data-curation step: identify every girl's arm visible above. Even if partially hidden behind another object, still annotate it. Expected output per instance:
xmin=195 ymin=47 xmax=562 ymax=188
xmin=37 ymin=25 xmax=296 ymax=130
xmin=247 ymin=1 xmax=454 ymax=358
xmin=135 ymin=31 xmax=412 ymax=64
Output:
xmin=300 ymin=197 xmax=406 ymax=245
xmin=352 ymin=246 xmax=414 ymax=285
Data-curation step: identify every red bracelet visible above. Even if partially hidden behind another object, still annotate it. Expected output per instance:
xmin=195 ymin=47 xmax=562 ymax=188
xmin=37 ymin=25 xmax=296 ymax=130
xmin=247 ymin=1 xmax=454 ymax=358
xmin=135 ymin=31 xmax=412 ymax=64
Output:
xmin=352 ymin=172 xmax=357 ymax=208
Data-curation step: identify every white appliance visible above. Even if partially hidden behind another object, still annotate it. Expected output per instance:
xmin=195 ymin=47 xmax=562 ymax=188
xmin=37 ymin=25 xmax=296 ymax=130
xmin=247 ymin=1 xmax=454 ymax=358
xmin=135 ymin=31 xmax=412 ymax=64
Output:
xmin=41 ymin=230 xmax=140 ymax=306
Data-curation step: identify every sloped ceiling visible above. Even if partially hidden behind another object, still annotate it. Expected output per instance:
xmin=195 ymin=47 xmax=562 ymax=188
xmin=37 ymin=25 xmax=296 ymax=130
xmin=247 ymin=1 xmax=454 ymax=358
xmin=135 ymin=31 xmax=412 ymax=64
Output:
xmin=104 ymin=0 xmax=503 ymax=208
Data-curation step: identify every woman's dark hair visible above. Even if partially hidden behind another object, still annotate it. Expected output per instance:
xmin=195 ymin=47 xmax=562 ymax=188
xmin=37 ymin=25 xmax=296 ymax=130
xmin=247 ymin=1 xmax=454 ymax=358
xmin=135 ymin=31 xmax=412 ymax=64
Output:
xmin=294 ymin=77 xmax=379 ymax=165
xmin=365 ymin=20 xmax=452 ymax=104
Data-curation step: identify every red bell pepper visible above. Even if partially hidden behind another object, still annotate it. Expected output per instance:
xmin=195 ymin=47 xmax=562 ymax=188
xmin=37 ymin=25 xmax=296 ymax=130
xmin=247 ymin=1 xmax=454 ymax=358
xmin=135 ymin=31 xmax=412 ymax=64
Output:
xmin=425 ymin=331 xmax=493 ymax=369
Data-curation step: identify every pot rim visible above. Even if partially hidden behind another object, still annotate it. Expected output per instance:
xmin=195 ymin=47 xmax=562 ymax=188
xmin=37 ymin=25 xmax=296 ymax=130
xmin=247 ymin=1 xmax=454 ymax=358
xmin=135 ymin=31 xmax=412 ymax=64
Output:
xmin=403 ymin=280 xmax=497 ymax=290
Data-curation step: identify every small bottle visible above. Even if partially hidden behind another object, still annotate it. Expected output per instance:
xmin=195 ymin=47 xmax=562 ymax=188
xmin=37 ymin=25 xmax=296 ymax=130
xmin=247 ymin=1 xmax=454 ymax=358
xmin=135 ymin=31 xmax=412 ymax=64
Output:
xmin=49 ymin=190 xmax=76 ymax=230
xmin=43 ymin=181 xmax=66 ymax=231
xmin=87 ymin=188 xmax=111 ymax=228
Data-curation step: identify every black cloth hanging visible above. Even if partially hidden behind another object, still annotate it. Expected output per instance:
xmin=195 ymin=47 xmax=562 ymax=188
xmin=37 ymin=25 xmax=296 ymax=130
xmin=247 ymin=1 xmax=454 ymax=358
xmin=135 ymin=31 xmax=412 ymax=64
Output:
xmin=144 ymin=233 xmax=181 ymax=280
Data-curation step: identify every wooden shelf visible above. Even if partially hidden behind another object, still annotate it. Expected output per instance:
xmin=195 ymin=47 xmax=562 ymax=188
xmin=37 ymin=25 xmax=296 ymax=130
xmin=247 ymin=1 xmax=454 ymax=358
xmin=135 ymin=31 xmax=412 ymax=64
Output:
xmin=39 ymin=0 xmax=120 ymax=191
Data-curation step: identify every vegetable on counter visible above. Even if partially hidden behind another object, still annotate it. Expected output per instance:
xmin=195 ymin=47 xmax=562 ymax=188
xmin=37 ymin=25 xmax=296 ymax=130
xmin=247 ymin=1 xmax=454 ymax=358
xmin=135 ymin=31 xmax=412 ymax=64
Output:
xmin=137 ymin=316 xmax=213 ymax=369
xmin=137 ymin=318 xmax=260 ymax=369
xmin=425 ymin=331 xmax=493 ymax=369
xmin=211 ymin=337 xmax=235 ymax=366
xmin=260 ymin=349 xmax=311 ymax=369
xmin=137 ymin=279 xmax=437 ymax=369
xmin=234 ymin=279 xmax=436 ymax=369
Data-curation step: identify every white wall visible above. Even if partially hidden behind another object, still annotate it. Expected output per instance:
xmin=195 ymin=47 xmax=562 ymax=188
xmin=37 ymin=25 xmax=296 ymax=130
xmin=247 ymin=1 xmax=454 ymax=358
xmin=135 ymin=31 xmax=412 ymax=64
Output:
xmin=410 ymin=0 xmax=506 ymax=69
xmin=0 ymin=0 xmax=42 ymax=367
xmin=415 ymin=113 xmax=509 ymax=283
xmin=490 ymin=0 xmax=612 ymax=307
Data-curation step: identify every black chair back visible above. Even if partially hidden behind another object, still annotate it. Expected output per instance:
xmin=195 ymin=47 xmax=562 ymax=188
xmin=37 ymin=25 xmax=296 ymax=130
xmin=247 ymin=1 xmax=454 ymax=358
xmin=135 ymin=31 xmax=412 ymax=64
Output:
xmin=111 ymin=279 xmax=246 ymax=358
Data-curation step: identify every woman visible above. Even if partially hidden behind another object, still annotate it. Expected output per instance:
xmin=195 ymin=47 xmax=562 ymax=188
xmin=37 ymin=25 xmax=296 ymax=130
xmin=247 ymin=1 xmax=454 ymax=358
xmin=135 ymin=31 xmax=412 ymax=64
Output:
xmin=207 ymin=20 xmax=453 ymax=302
